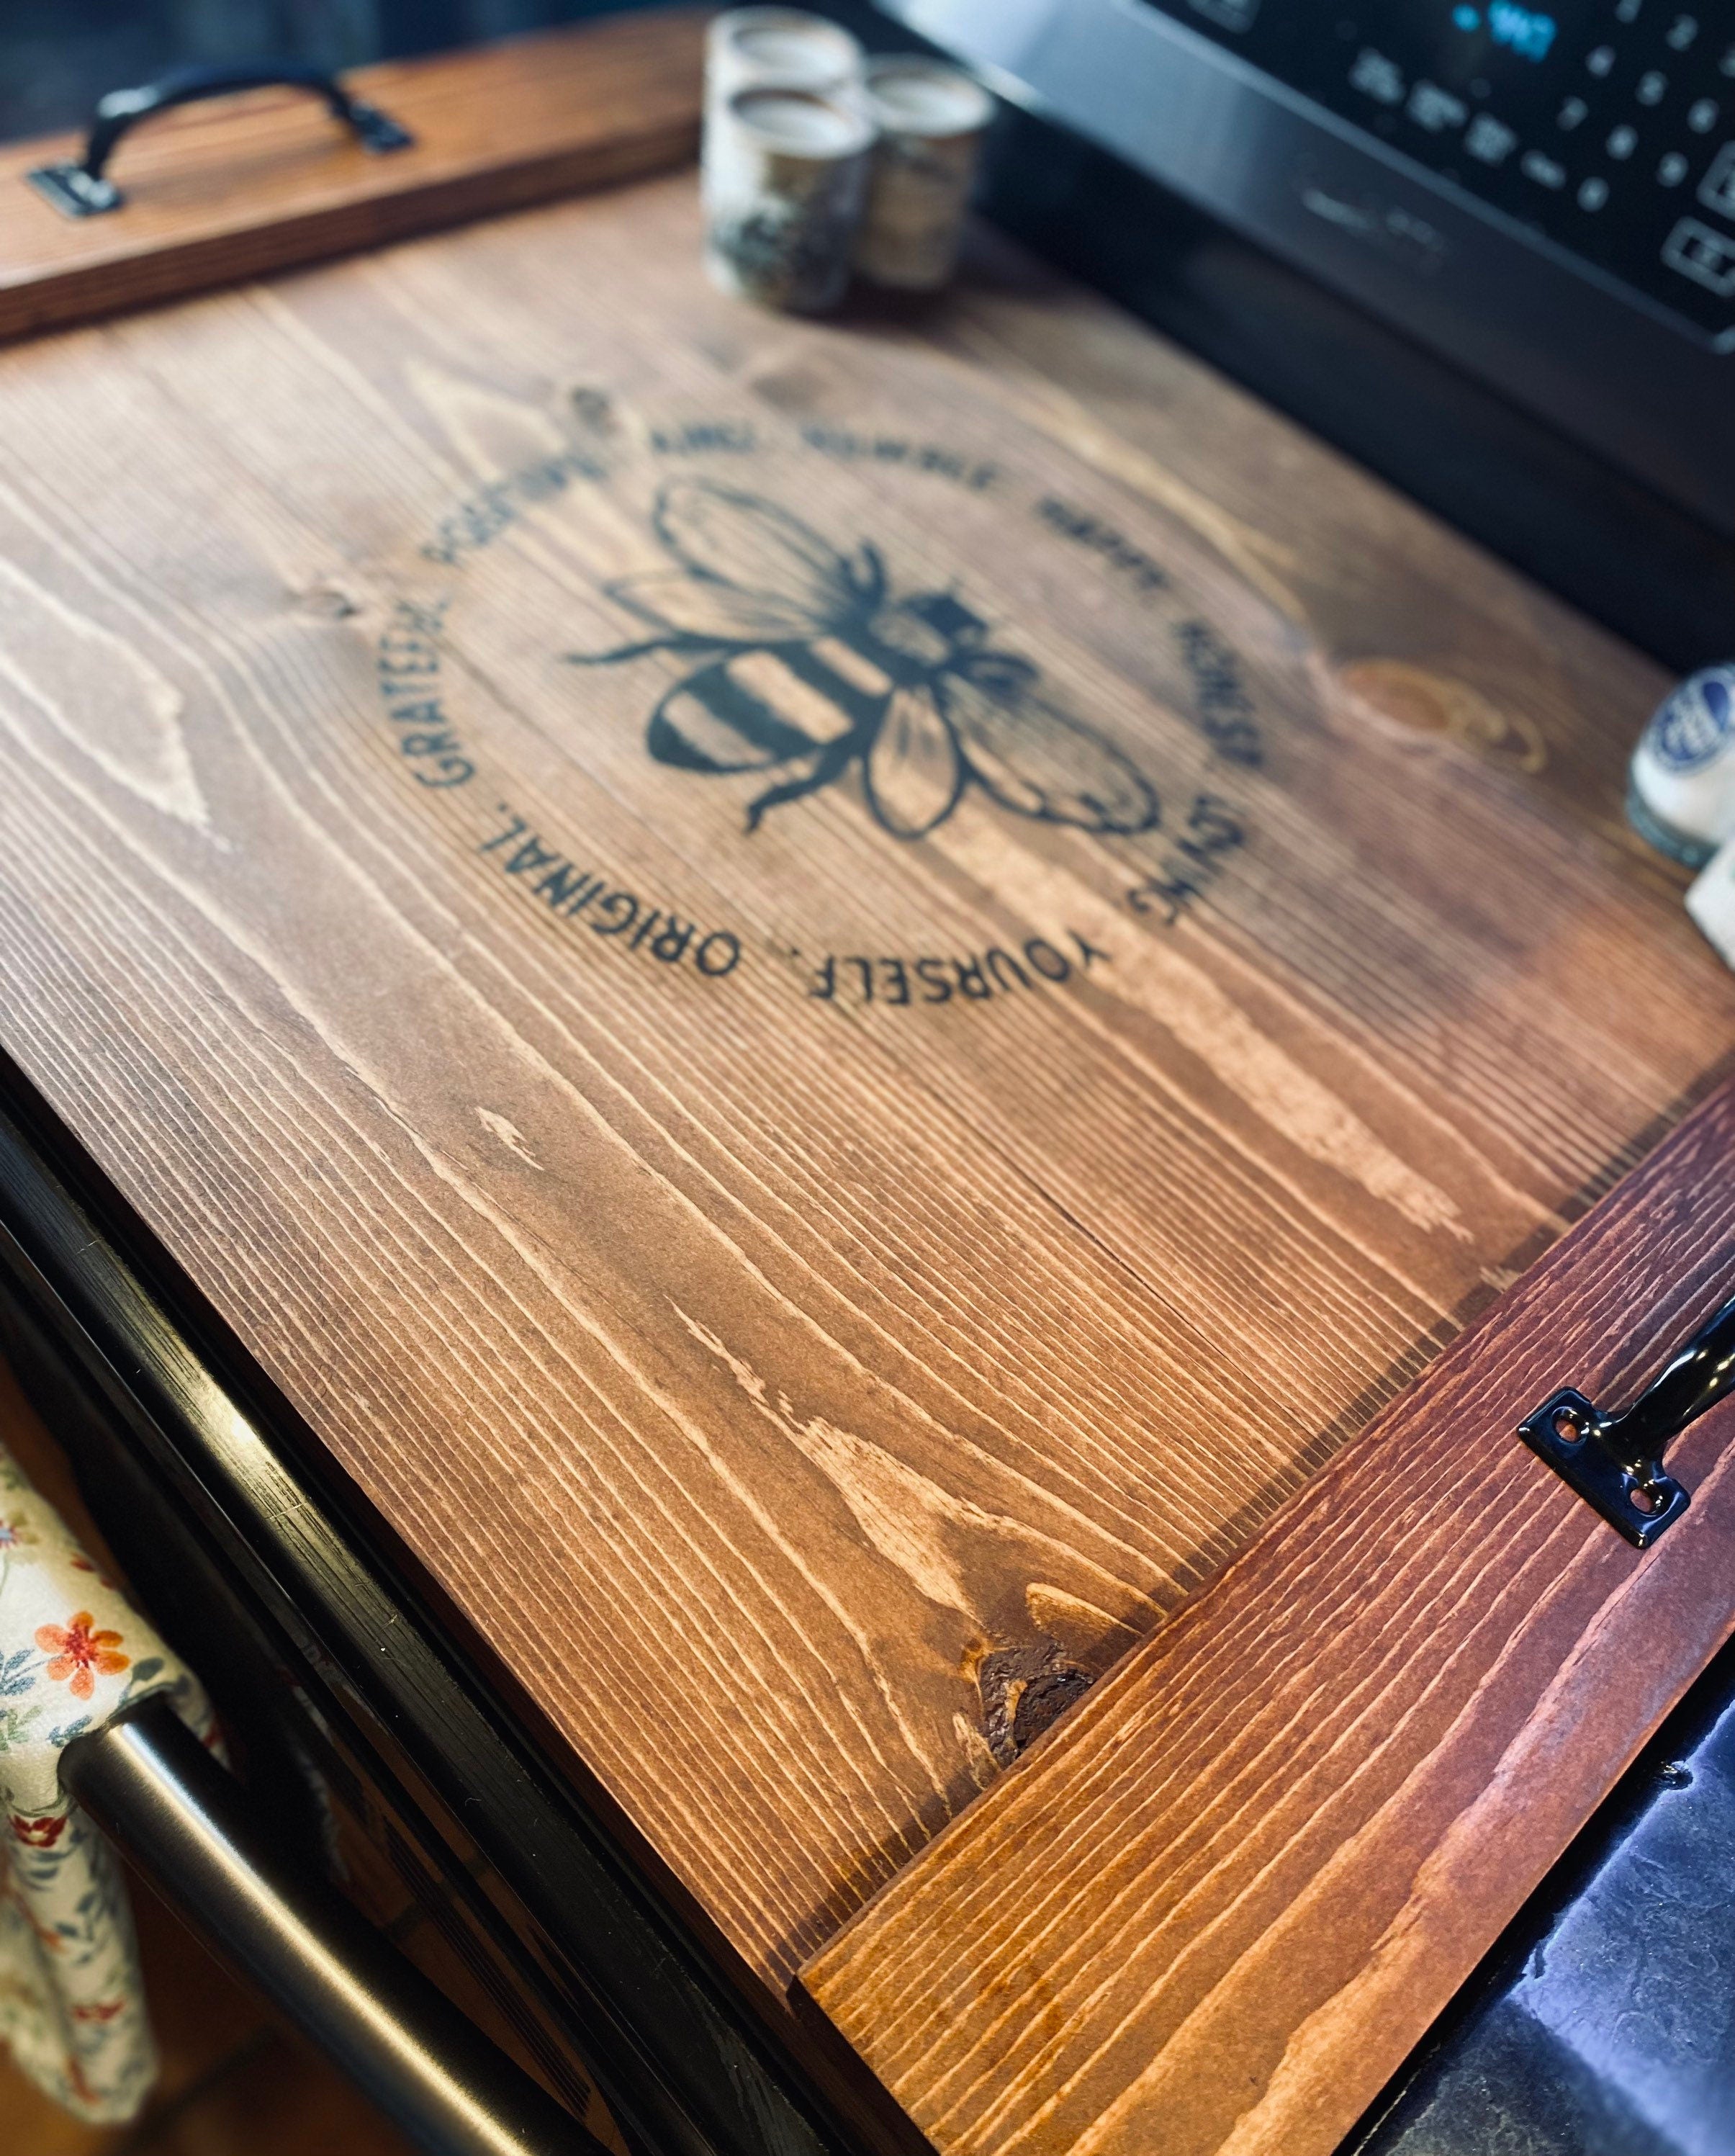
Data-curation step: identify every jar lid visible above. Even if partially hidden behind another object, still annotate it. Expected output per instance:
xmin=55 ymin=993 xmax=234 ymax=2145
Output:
xmin=861 ymin=56 xmax=994 ymax=138
xmin=729 ymin=85 xmax=875 ymax=158
xmin=711 ymin=9 xmax=863 ymax=86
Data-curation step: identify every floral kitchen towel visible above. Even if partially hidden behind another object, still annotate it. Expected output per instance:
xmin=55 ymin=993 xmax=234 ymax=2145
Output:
xmin=0 ymin=1437 xmax=215 ymax=2122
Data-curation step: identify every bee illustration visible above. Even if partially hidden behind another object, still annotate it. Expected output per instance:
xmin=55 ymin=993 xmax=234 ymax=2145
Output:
xmin=567 ymin=479 xmax=1160 ymax=840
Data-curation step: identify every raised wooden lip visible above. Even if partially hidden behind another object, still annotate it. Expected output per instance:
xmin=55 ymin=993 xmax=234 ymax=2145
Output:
xmin=0 ymin=7 xmax=709 ymax=343
xmin=801 ymin=1072 xmax=1735 ymax=2156
xmin=0 ymin=21 xmax=1724 ymax=2156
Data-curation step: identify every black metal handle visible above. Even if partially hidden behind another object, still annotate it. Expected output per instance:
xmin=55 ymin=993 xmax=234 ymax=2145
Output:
xmin=28 ymin=61 xmax=413 ymax=218
xmin=1518 ymin=1290 xmax=1735 ymax=1549
xmin=61 ymin=1698 xmax=601 ymax=2156
xmin=1612 ymin=1293 xmax=1735 ymax=1457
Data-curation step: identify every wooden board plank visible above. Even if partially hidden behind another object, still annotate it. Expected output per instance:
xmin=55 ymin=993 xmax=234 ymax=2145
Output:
xmin=0 ymin=10 xmax=707 ymax=343
xmin=801 ymin=1077 xmax=1735 ymax=2156
xmin=0 ymin=171 xmax=1728 ymax=2028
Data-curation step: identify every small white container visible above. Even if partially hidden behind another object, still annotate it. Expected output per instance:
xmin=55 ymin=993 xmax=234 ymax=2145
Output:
xmin=703 ymin=9 xmax=865 ymax=213
xmin=1687 ymin=827 xmax=1735 ymax=967
xmin=854 ymin=56 xmax=995 ymax=291
xmin=706 ymin=7 xmax=863 ymax=104
xmin=1628 ymin=662 xmax=1735 ymax=868
xmin=704 ymin=87 xmax=875 ymax=315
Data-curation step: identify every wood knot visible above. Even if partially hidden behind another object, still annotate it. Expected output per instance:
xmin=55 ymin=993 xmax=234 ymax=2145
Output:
xmin=292 ymin=583 xmax=360 ymax=621
xmin=975 ymin=1638 xmax=1094 ymax=1768
xmin=1337 ymin=659 xmax=1546 ymax=774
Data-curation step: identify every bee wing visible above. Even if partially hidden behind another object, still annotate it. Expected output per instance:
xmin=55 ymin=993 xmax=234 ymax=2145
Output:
xmin=605 ymin=571 xmax=829 ymax=644
xmin=654 ymin=481 xmax=864 ymax=624
xmin=942 ymin=668 xmax=1159 ymax=834
xmin=863 ymin=684 xmax=964 ymax=839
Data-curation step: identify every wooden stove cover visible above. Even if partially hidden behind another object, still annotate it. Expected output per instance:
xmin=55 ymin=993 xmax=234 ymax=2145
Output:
xmin=0 ymin=24 xmax=1731 ymax=2147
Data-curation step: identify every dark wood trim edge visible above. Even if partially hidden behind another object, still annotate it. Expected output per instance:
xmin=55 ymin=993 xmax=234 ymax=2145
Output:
xmin=0 ymin=10 xmax=708 ymax=344
xmin=0 ymin=1054 xmax=919 ymax=2156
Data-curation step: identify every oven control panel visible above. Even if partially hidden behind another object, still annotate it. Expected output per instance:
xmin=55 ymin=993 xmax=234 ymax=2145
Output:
xmin=1140 ymin=0 xmax=1735 ymax=339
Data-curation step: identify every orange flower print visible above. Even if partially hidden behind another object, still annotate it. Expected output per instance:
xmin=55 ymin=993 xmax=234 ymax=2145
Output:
xmin=35 ymin=1612 xmax=129 ymax=1701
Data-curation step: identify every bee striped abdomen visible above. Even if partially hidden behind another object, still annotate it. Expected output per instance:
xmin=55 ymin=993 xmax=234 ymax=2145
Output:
xmin=652 ymin=643 xmax=893 ymax=772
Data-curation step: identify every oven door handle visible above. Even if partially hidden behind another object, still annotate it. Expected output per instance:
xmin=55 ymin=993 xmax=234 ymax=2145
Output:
xmin=61 ymin=1697 xmax=603 ymax=2156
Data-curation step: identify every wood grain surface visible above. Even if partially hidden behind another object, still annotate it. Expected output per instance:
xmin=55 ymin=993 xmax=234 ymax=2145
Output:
xmin=0 ymin=165 xmax=1729 ymax=2038
xmin=801 ymin=1080 xmax=1735 ymax=2156
xmin=0 ymin=10 xmax=707 ymax=343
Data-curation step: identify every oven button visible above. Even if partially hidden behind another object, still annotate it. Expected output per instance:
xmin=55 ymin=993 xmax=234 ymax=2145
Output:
xmin=1350 ymin=48 xmax=1405 ymax=104
xmin=1689 ymin=98 xmax=1721 ymax=132
xmin=1587 ymin=44 xmax=1616 ymax=76
xmin=1578 ymin=175 xmax=1610 ymax=209
xmin=1637 ymin=70 xmax=1669 ymax=105
xmin=1466 ymin=112 xmax=1518 ymax=163
xmin=1662 ymin=215 xmax=1735 ymax=294
xmin=1408 ymin=81 xmax=1467 ymax=132
xmin=1609 ymin=123 xmax=1639 ymax=157
xmin=1699 ymin=142 xmax=1735 ymax=216
xmin=1661 ymin=149 xmax=1691 ymax=182
xmin=1521 ymin=149 xmax=1567 ymax=187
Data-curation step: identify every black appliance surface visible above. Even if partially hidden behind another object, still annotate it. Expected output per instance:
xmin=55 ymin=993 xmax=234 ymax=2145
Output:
xmin=862 ymin=0 xmax=1735 ymax=670
xmin=1137 ymin=0 xmax=1735 ymax=352
xmin=875 ymin=0 xmax=1734 ymax=531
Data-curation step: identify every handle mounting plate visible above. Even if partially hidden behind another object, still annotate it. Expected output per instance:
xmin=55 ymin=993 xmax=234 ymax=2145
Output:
xmin=1518 ymin=1385 xmax=1691 ymax=1549
xmin=1518 ymin=1289 xmax=1735 ymax=1549
xmin=27 ymin=164 xmax=122 ymax=217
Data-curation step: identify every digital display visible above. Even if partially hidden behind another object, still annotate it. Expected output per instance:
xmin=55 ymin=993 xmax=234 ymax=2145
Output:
xmin=1477 ymin=7 xmax=1560 ymax=64
xmin=1138 ymin=0 xmax=1735 ymax=334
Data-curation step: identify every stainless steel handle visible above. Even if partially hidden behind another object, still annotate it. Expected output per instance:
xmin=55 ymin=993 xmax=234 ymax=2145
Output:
xmin=61 ymin=1698 xmax=604 ymax=2156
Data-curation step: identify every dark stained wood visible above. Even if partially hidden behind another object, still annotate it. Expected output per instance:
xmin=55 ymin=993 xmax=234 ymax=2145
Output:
xmin=0 ymin=1349 xmax=115 ymax=1574
xmin=801 ymin=1079 xmax=1735 ymax=2156
xmin=0 ymin=12 xmax=707 ymax=344
xmin=0 ymin=161 xmax=1729 ymax=2049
